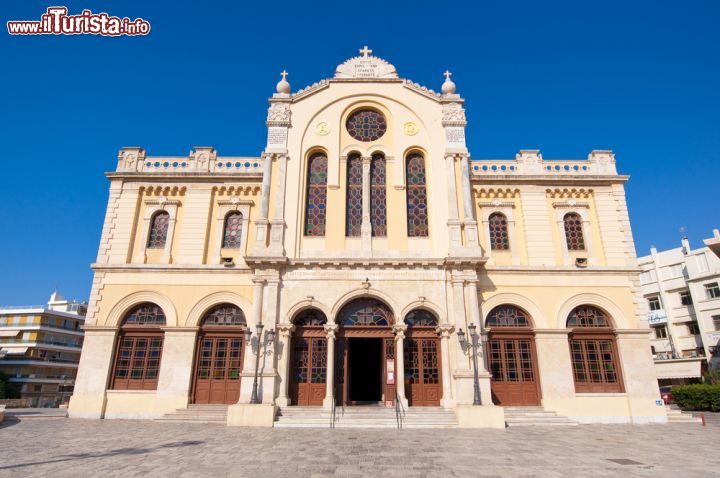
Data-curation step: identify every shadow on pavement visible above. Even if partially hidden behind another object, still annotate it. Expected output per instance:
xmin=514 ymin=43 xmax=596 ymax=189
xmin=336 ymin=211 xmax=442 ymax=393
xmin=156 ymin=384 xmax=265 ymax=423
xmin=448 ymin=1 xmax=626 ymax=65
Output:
xmin=0 ymin=440 xmax=205 ymax=470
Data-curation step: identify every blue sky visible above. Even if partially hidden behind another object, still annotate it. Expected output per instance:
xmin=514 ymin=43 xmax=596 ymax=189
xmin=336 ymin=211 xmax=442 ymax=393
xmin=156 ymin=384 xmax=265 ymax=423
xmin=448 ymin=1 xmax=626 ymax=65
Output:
xmin=1 ymin=0 xmax=718 ymax=304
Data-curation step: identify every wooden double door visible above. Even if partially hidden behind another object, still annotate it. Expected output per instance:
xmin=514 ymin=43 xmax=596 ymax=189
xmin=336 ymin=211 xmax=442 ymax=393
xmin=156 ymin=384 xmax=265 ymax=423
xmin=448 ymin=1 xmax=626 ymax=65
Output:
xmin=487 ymin=331 xmax=541 ymax=406
xmin=192 ymin=332 xmax=244 ymax=404
xmin=289 ymin=331 xmax=328 ymax=406
xmin=404 ymin=335 xmax=442 ymax=406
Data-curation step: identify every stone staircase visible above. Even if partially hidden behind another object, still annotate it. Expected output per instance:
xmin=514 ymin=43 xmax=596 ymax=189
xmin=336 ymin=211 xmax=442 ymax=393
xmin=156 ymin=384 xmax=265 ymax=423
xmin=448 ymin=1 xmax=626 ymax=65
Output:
xmin=666 ymin=405 xmax=702 ymax=424
xmin=274 ymin=405 xmax=457 ymax=428
xmin=503 ymin=406 xmax=577 ymax=427
xmin=156 ymin=404 xmax=228 ymax=424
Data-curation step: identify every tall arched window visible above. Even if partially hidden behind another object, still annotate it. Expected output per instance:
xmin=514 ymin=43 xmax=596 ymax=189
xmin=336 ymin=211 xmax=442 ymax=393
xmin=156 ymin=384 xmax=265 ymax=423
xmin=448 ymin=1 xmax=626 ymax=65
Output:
xmin=111 ymin=303 xmax=166 ymax=390
xmin=222 ymin=211 xmax=243 ymax=249
xmin=406 ymin=153 xmax=428 ymax=237
xmin=147 ymin=211 xmax=170 ymax=249
xmin=305 ymin=152 xmax=328 ymax=236
xmin=563 ymin=213 xmax=585 ymax=251
xmin=346 ymin=154 xmax=362 ymax=237
xmin=488 ymin=213 xmax=509 ymax=250
xmin=371 ymin=153 xmax=387 ymax=237
xmin=567 ymin=305 xmax=623 ymax=393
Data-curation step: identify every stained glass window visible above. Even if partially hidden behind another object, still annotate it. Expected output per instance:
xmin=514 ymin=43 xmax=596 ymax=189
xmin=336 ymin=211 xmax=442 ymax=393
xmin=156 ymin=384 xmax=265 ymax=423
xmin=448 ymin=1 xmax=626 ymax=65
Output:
xmin=338 ymin=299 xmax=394 ymax=326
xmin=488 ymin=213 xmax=509 ymax=250
xmin=222 ymin=211 xmax=243 ymax=249
xmin=371 ymin=154 xmax=387 ymax=237
xmin=406 ymin=154 xmax=428 ymax=237
xmin=567 ymin=306 xmax=610 ymax=328
xmin=202 ymin=304 xmax=246 ymax=327
xmin=123 ymin=303 xmax=166 ymax=326
xmin=346 ymin=154 xmax=362 ymax=237
xmin=486 ymin=305 xmax=531 ymax=328
xmin=563 ymin=213 xmax=585 ymax=251
xmin=346 ymin=110 xmax=386 ymax=142
xmin=305 ymin=153 xmax=328 ymax=236
xmin=405 ymin=309 xmax=438 ymax=327
xmin=147 ymin=211 xmax=170 ymax=249
xmin=294 ymin=309 xmax=327 ymax=327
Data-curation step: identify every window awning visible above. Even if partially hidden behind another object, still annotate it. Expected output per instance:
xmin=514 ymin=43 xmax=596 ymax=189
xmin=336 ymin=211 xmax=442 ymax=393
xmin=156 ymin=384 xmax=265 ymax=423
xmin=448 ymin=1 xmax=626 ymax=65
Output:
xmin=0 ymin=330 xmax=21 ymax=337
xmin=654 ymin=358 xmax=703 ymax=379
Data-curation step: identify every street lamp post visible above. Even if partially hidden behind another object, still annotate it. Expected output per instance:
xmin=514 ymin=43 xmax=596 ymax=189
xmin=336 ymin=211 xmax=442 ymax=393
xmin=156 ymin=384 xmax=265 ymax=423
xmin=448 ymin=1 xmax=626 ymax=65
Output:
xmin=245 ymin=324 xmax=275 ymax=404
xmin=457 ymin=323 xmax=482 ymax=405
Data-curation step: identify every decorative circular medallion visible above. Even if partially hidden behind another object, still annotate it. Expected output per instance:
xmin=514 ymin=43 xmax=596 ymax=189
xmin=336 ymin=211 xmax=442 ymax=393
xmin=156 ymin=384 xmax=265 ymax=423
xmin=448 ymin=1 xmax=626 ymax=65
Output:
xmin=346 ymin=110 xmax=387 ymax=142
xmin=403 ymin=122 xmax=419 ymax=136
xmin=315 ymin=122 xmax=330 ymax=136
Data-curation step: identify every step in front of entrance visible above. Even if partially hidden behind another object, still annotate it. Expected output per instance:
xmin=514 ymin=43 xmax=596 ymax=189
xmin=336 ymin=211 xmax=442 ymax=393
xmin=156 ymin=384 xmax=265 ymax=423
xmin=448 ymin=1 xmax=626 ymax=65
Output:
xmin=503 ymin=406 xmax=577 ymax=427
xmin=274 ymin=406 xmax=458 ymax=429
xmin=156 ymin=404 xmax=229 ymax=424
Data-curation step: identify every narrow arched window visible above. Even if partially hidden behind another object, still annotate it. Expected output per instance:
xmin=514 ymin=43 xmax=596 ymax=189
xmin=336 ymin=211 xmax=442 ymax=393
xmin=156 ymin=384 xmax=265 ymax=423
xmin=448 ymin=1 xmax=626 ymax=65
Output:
xmin=564 ymin=213 xmax=585 ymax=251
xmin=488 ymin=213 xmax=509 ymax=250
xmin=147 ymin=211 xmax=170 ymax=249
xmin=111 ymin=303 xmax=166 ymax=390
xmin=305 ymin=152 xmax=328 ymax=236
xmin=406 ymin=153 xmax=428 ymax=237
xmin=567 ymin=305 xmax=623 ymax=393
xmin=371 ymin=153 xmax=387 ymax=237
xmin=346 ymin=154 xmax=362 ymax=237
xmin=222 ymin=211 xmax=243 ymax=249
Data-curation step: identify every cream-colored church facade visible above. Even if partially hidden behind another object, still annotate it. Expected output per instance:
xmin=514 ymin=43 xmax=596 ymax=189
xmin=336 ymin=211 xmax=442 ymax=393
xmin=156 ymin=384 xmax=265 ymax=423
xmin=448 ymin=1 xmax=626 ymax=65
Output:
xmin=69 ymin=48 xmax=665 ymax=427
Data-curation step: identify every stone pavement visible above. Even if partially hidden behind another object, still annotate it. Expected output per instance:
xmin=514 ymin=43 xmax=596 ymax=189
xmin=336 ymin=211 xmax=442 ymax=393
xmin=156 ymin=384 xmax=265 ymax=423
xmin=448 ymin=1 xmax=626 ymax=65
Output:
xmin=0 ymin=418 xmax=718 ymax=477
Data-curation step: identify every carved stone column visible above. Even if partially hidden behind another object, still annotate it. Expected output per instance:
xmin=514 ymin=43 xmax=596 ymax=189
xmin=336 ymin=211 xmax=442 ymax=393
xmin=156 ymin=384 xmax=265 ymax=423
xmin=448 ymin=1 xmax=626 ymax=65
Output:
xmin=323 ymin=324 xmax=339 ymax=408
xmin=451 ymin=278 xmax=469 ymax=370
xmin=460 ymin=155 xmax=480 ymax=249
xmin=361 ymin=156 xmax=372 ymax=253
xmin=436 ymin=324 xmax=455 ymax=409
xmin=253 ymin=154 xmax=273 ymax=253
xmin=275 ymin=323 xmax=295 ymax=407
xmin=239 ymin=278 xmax=265 ymax=404
xmin=268 ymin=154 xmax=288 ymax=256
xmin=465 ymin=279 xmax=488 ymax=372
xmin=445 ymin=154 xmax=463 ymax=251
xmin=393 ymin=324 xmax=408 ymax=408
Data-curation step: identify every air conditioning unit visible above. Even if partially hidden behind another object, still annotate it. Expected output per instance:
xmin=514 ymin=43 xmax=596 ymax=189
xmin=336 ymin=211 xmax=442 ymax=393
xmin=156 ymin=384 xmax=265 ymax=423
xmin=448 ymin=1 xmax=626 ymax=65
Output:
xmin=575 ymin=257 xmax=588 ymax=268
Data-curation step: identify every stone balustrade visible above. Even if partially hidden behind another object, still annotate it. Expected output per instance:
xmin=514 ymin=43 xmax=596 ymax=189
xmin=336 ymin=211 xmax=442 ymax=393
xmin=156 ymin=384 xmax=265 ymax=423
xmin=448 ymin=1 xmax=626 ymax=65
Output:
xmin=471 ymin=149 xmax=618 ymax=176
xmin=115 ymin=147 xmax=263 ymax=174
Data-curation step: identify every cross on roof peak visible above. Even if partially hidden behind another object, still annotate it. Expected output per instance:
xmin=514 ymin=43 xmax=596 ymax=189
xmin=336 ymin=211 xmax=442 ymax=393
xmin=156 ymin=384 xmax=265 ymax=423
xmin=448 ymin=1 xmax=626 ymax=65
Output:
xmin=444 ymin=70 xmax=452 ymax=81
xmin=280 ymin=70 xmax=288 ymax=80
xmin=359 ymin=46 xmax=373 ymax=58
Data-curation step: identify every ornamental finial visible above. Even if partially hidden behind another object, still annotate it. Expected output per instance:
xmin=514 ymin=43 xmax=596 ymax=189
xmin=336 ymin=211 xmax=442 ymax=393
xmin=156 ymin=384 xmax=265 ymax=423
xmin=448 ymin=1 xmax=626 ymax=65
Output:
xmin=442 ymin=69 xmax=456 ymax=95
xmin=276 ymin=70 xmax=290 ymax=94
xmin=359 ymin=46 xmax=373 ymax=58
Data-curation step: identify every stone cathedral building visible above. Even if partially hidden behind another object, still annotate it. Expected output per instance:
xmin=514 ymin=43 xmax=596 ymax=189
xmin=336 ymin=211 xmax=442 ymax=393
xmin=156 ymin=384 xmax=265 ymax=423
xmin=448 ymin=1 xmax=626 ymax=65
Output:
xmin=69 ymin=48 xmax=665 ymax=426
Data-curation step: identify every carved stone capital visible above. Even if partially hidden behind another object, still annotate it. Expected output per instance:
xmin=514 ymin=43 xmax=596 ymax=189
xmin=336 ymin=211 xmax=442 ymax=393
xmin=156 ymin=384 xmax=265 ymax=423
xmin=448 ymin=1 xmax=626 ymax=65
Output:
xmin=324 ymin=323 xmax=339 ymax=339
xmin=276 ymin=323 xmax=296 ymax=337
xmin=393 ymin=324 xmax=408 ymax=340
xmin=436 ymin=324 xmax=455 ymax=337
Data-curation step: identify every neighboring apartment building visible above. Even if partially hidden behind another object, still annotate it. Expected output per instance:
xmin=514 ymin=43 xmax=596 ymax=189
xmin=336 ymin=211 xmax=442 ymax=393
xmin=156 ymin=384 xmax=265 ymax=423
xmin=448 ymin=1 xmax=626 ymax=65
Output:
xmin=0 ymin=292 xmax=86 ymax=407
xmin=638 ymin=230 xmax=720 ymax=385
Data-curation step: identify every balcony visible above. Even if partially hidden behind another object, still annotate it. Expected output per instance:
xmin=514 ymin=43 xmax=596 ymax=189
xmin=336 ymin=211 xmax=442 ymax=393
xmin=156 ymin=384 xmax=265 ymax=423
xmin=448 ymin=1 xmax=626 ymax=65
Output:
xmin=653 ymin=357 xmax=705 ymax=380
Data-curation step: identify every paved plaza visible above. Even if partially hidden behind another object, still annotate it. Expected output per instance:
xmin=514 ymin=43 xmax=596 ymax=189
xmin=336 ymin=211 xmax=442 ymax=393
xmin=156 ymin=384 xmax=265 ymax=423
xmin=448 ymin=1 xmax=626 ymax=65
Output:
xmin=0 ymin=418 xmax=718 ymax=477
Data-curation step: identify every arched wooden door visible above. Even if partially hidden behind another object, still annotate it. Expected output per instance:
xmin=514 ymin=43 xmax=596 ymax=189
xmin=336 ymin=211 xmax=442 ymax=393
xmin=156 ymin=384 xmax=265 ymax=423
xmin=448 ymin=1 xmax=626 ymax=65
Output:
xmin=192 ymin=304 xmax=246 ymax=405
xmin=289 ymin=309 xmax=328 ymax=406
xmin=486 ymin=305 xmax=541 ymax=406
xmin=404 ymin=309 xmax=442 ymax=406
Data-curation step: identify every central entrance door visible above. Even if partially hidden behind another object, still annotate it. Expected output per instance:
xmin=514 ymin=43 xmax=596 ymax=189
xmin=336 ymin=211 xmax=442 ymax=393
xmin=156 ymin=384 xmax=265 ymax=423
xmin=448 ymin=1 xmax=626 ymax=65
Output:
xmin=348 ymin=338 xmax=382 ymax=402
xmin=192 ymin=304 xmax=247 ymax=405
xmin=336 ymin=298 xmax=396 ymax=406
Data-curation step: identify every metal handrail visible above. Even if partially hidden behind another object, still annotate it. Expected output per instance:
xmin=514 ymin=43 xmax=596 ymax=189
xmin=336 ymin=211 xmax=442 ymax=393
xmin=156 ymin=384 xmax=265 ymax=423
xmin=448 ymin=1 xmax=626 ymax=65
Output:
xmin=395 ymin=390 xmax=406 ymax=430
xmin=330 ymin=383 xmax=336 ymax=429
